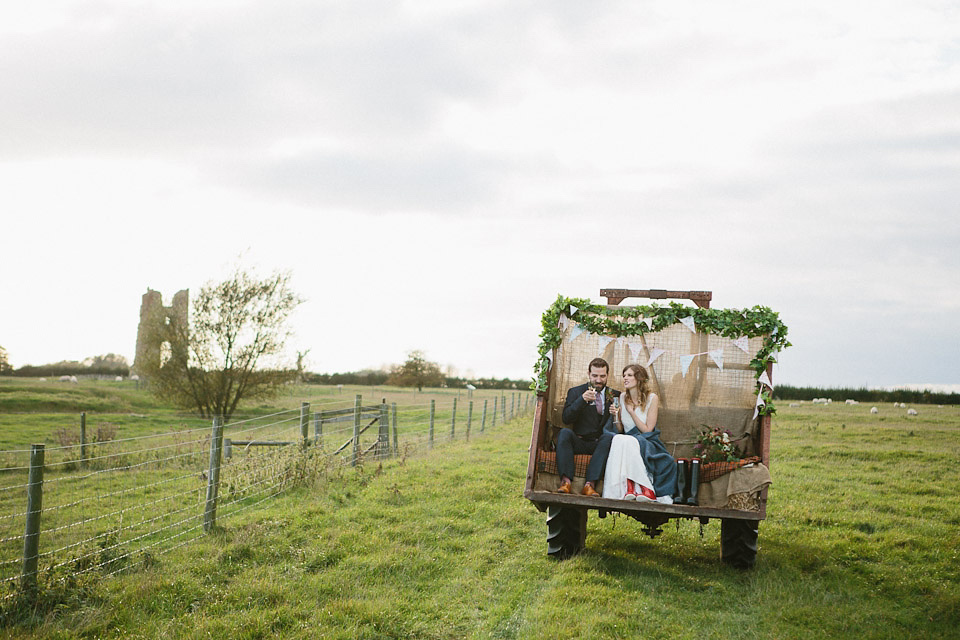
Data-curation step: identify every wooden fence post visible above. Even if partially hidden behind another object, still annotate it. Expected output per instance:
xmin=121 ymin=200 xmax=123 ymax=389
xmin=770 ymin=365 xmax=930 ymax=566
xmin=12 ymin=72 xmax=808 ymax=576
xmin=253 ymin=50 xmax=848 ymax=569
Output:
xmin=80 ymin=412 xmax=88 ymax=467
xmin=511 ymin=393 xmax=515 ymax=420
xmin=203 ymin=416 xmax=224 ymax=532
xmin=378 ymin=402 xmax=389 ymax=459
xmin=224 ymin=438 xmax=232 ymax=460
xmin=20 ymin=444 xmax=44 ymax=597
xmin=451 ymin=398 xmax=457 ymax=439
xmin=467 ymin=400 xmax=473 ymax=440
xmin=492 ymin=397 xmax=498 ymax=427
xmin=300 ymin=401 xmax=310 ymax=449
xmin=429 ymin=399 xmax=435 ymax=449
xmin=313 ymin=411 xmax=322 ymax=447
xmin=482 ymin=399 xmax=488 ymax=432
xmin=501 ymin=394 xmax=506 ymax=423
xmin=391 ymin=402 xmax=399 ymax=456
xmin=352 ymin=394 xmax=361 ymax=466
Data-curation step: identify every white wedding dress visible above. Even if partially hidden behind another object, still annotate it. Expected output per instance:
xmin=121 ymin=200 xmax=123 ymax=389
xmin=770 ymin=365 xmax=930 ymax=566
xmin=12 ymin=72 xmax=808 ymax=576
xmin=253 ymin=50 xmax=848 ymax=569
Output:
xmin=602 ymin=395 xmax=658 ymax=502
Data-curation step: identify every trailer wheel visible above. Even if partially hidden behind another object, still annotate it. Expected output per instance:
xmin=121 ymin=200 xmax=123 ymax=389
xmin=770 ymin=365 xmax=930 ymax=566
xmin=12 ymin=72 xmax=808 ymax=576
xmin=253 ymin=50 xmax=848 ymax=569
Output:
xmin=547 ymin=506 xmax=585 ymax=559
xmin=720 ymin=519 xmax=759 ymax=569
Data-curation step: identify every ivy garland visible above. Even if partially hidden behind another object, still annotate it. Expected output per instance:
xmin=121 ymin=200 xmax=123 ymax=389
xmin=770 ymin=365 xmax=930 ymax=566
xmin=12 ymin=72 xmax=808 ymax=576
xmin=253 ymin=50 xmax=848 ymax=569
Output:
xmin=531 ymin=295 xmax=791 ymax=414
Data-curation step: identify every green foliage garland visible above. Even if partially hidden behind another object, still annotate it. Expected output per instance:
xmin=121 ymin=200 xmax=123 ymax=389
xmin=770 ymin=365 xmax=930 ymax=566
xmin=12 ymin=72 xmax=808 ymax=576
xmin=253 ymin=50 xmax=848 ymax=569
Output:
xmin=531 ymin=296 xmax=791 ymax=412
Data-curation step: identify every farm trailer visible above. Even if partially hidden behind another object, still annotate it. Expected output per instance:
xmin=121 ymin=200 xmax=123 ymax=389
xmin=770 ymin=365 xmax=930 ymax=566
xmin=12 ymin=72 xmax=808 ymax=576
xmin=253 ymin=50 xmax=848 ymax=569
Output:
xmin=524 ymin=289 xmax=788 ymax=568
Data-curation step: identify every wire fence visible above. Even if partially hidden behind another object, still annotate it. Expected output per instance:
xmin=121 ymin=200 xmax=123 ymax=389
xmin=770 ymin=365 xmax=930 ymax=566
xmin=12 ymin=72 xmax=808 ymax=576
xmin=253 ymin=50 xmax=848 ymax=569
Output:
xmin=0 ymin=391 xmax=534 ymax=602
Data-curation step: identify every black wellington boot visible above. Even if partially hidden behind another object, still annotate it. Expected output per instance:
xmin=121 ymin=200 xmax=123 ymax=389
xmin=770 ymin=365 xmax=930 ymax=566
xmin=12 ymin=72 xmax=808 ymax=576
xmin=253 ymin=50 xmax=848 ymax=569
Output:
xmin=686 ymin=457 xmax=700 ymax=506
xmin=673 ymin=458 xmax=688 ymax=503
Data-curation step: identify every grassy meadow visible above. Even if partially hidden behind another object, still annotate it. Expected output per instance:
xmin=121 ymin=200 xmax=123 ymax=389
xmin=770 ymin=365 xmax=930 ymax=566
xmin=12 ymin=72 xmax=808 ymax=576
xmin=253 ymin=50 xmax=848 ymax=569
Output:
xmin=0 ymin=378 xmax=958 ymax=638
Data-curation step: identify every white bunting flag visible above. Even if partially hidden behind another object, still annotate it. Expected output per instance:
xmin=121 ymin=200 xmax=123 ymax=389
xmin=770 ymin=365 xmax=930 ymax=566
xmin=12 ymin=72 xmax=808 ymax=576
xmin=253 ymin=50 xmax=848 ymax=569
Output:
xmin=769 ymin=350 xmax=779 ymax=363
xmin=598 ymin=336 xmax=613 ymax=351
xmin=733 ymin=336 xmax=750 ymax=353
xmin=643 ymin=317 xmax=654 ymax=330
xmin=558 ymin=314 xmax=569 ymax=330
xmin=628 ymin=342 xmax=644 ymax=363
xmin=679 ymin=354 xmax=696 ymax=376
xmin=616 ymin=337 xmax=625 ymax=346
xmin=569 ymin=325 xmax=585 ymax=341
xmin=753 ymin=391 xmax=765 ymax=419
xmin=545 ymin=351 xmax=553 ymax=366
xmin=680 ymin=317 xmax=697 ymax=333
xmin=646 ymin=348 xmax=665 ymax=367
xmin=757 ymin=370 xmax=773 ymax=389
xmin=569 ymin=305 xmax=579 ymax=316
xmin=708 ymin=348 xmax=724 ymax=371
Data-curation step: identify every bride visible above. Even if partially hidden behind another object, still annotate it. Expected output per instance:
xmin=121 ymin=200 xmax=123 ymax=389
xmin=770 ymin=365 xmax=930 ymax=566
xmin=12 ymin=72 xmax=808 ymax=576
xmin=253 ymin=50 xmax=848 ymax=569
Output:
xmin=603 ymin=364 xmax=677 ymax=503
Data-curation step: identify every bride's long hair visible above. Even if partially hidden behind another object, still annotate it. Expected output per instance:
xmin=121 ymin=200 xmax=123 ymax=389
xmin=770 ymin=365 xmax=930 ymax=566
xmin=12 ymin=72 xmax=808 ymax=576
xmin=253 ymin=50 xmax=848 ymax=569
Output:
xmin=622 ymin=364 xmax=650 ymax=411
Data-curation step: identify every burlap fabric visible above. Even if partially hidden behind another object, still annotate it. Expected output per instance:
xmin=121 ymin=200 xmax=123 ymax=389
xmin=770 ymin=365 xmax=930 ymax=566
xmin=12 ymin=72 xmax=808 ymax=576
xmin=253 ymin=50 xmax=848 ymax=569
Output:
xmin=547 ymin=318 xmax=767 ymax=459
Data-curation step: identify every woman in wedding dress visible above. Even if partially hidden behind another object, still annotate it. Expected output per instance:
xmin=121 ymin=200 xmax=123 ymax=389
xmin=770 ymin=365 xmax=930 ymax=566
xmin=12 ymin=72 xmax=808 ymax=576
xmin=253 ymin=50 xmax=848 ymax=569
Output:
xmin=603 ymin=364 xmax=677 ymax=503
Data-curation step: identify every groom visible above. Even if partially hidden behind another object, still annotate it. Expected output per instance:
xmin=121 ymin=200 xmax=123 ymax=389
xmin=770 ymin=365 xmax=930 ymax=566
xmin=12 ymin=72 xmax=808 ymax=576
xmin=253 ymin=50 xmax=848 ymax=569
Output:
xmin=556 ymin=357 xmax=618 ymax=497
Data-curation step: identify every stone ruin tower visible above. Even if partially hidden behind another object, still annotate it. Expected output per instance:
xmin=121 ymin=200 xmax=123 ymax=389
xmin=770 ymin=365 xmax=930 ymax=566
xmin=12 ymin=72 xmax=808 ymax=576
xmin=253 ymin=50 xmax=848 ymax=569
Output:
xmin=132 ymin=288 xmax=189 ymax=379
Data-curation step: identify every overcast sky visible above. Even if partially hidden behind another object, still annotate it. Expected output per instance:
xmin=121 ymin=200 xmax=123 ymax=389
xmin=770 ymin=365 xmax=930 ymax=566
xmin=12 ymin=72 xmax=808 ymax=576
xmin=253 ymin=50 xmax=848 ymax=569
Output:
xmin=2 ymin=1 xmax=958 ymax=391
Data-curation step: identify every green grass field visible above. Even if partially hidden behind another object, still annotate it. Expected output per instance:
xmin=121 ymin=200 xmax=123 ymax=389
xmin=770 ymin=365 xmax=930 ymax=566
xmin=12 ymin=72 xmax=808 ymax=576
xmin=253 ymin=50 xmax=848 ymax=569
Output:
xmin=1 ymin=379 xmax=958 ymax=638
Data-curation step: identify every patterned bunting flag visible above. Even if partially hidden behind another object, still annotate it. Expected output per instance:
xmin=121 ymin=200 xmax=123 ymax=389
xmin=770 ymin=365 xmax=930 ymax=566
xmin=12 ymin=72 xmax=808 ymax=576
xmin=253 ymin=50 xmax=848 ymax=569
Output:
xmin=570 ymin=325 xmax=585 ymax=341
xmin=757 ymin=370 xmax=773 ymax=389
xmin=598 ymin=336 xmax=613 ymax=351
xmin=642 ymin=317 xmax=653 ymax=330
xmin=733 ymin=336 xmax=750 ymax=353
xmin=629 ymin=342 xmax=644 ymax=363
xmin=679 ymin=354 xmax=696 ymax=376
xmin=708 ymin=348 xmax=724 ymax=371
xmin=680 ymin=317 xmax=696 ymax=333
xmin=646 ymin=348 xmax=665 ymax=367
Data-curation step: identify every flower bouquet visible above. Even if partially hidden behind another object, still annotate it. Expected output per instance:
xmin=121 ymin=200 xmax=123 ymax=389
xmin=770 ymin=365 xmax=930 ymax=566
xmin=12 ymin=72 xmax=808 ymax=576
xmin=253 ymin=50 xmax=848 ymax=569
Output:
xmin=693 ymin=426 xmax=742 ymax=463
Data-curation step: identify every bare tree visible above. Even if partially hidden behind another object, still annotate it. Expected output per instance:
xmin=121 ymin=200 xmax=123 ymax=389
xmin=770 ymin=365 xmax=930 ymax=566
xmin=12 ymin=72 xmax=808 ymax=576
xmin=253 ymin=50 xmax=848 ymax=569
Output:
xmin=143 ymin=268 xmax=303 ymax=421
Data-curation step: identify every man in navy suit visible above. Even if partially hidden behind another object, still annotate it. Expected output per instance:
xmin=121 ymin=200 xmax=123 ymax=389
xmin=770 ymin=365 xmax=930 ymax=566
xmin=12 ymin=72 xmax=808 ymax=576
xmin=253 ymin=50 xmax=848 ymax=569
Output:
xmin=556 ymin=357 xmax=619 ymax=496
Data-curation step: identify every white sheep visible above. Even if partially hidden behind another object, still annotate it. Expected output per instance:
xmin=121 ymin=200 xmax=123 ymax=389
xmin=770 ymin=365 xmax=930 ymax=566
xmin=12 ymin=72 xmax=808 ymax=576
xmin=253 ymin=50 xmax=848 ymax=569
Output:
xmin=789 ymin=403 xmax=800 ymax=408
xmin=845 ymin=399 xmax=859 ymax=405
xmin=115 ymin=376 xmax=123 ymax=382
xmin=907 ymin=408 xmax=918 ymax=416
xmin=69 ymin=376 xmax=78 ymax=384
xmin=870 ymin=407 xmax=878 ymax=414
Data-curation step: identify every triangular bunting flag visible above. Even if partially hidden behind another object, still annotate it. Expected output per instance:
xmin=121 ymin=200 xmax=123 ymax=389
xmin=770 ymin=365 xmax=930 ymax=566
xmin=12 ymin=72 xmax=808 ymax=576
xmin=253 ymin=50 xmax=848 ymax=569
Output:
xmin=708 ymin=348 xmax=724 ymax=371
xmin=679 ymin=354 xmax=696 ymax=376
xmin=642 ymin=317 xmax=653 ymax=330
xmin=769 ymin=350 xmax=779 ymax=363
xmin=733 ymin=336 xmax=750 ymax=353
xmin=616 ymin=337 xmax=625 ymax=346
xmin=758 ymin=371 xmax=773 ymax=389
xmin=558 ymin=314 xmax=569 ymax=330
xmin=598 ymin=336 xmax=613 ymax=351
xmin=628 ymin=342 xmax=643 ymax=363
xmin=680 ymin=317 xmax=696 ymax=333
xmin=646 ymin=348 xmax=665 ymax=367
xmin=570 ymin=325 xmax=585 ymax=341
xmin=753 ymin=391 xmax=765 ymax=420
xmin=569 ymin=305 xmax=579 ymax=316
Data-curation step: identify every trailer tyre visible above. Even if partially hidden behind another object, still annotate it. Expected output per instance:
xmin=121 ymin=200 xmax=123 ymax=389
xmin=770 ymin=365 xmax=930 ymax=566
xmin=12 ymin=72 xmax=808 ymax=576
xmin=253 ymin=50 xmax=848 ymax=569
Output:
xmin=720 ymin=518 xmax=759 ymax=569
xmin=547 ymin=506 xmax=584 ymax=559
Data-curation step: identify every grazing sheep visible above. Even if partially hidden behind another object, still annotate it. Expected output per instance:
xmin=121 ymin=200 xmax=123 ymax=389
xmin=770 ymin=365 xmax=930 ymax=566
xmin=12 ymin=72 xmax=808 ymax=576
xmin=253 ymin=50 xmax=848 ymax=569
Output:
xmin=69 ymin=376 xmax=78 ymax=384
xmin=907 ymin=408 xmax=918 ymax=416
xmin=789 ymin=403 xmax=800 ymax=408
xmin=38 ymin=378 xmax=46 ymax=382
xmin=130 ymin=374 xmax=140 ymax=381
xmin=59 ymin=375 xmax=71 ymax=382
xmin=115 ymin=376 xmax=123 ymax=382
xmin=870 ymin=407 xmax=878 ymax=414
xmin=845 ymin=399 xmax=859 ymax=405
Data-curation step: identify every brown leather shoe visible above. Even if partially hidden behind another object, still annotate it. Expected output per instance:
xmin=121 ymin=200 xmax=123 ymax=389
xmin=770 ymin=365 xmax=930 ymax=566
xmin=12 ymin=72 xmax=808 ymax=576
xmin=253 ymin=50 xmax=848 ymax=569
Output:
xmin=557 ymin=480 xmax=572 ymax=494
xmin=581 ymin=483 xmax=599 ymax=497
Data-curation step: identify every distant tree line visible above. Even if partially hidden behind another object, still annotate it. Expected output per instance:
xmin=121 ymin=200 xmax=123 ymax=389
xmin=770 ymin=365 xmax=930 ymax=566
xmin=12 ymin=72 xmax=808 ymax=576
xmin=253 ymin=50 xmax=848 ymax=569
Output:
xmin=776 ymin=385 xmax=958 ymax=405
xmin=7 ymin=354 xmax=131 ymax=378
xmin=304 ymin=370 xmax=527 ymax=391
